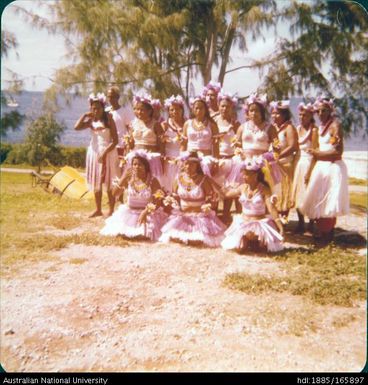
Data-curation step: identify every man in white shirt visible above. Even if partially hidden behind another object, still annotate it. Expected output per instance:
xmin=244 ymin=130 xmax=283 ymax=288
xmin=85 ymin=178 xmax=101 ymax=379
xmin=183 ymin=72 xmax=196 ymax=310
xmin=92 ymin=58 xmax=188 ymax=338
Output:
xmin=106 ymin=86 xmax=131 ymax=160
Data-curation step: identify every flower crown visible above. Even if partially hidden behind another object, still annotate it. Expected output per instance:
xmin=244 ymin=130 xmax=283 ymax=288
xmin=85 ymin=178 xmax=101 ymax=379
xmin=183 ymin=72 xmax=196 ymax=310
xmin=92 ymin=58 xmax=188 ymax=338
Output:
xmin=125 ymin=150 xmax=151 ymax=169
xmin=164 ymin=95 xmax=185 ymax=108
xmin=246 ymin=93 xmax=268 ymax=108
xmin=298 ymin=102 xmax=315 ymax=113
xmin=275 ymin=100 xmax=290 ymax=110
xmin=189 ymin=95 xmax=207 ymax=107
xmin=151 ymin=98 xmax=162 ymax=109
xmin=133 ymin=93 xmax=153 ymax=107
xmin=269 ymin=101 xmax=279 ymax=112
xmin=88 ymin=92 xmax=106 ymax=105
xmin=240 ymin=155 xmax=265 ymax=171
xmin=202 ymin=80 xmax=221 ymax=95
xmin=177 ymin=151 xmax=202 ymax=163
xmin=313 ymin=96 xmax=335 ymax=111
xmin=217 ymin=90 xmax=238 ymax=106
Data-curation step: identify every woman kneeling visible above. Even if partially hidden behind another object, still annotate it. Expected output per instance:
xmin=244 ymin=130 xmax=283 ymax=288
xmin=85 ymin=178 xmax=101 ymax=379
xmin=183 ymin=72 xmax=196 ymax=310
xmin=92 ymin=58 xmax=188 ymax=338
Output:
xmin=159 ymin=151 xmax=226 ymax=248
xmin=100 ymin=152 xmax=167 ymax=241
xmin=221 ymin=156 xmax=284 ymax=253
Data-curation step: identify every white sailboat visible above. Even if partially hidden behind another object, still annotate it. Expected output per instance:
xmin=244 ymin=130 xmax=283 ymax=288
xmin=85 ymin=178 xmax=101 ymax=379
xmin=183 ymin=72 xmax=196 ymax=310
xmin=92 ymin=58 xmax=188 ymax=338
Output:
xmin=6 ymin=96 xmax=19 ymax=108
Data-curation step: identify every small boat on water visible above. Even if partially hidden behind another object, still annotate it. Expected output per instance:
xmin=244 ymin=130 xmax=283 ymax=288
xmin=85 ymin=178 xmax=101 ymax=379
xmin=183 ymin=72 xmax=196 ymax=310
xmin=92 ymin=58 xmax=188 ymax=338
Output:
xmin=6 ymin=97 xmax=19 ymax=108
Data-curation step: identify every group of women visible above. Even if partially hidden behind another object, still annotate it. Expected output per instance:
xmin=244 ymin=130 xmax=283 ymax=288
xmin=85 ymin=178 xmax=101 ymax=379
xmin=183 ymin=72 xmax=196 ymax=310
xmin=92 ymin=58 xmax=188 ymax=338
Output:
xmin=74 ymin=81 xmax=349 ymax=253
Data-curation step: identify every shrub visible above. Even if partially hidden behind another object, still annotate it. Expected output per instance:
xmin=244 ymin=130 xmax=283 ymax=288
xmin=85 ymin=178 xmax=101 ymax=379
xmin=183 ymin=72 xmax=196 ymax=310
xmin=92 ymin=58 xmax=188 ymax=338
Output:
xmin=0 ymin=143 xmax=13 ymax=163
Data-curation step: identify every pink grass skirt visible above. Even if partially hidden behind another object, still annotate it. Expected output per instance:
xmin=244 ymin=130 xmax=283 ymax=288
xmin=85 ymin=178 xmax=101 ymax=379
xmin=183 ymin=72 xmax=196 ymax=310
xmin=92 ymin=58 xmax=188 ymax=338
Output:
xmin=100 ymin=205 xmax=168 ymax=241
xmin=159 ymin=209 xmax=226 ymax=247
xmin=221 ymin=215 xmax=283 ymax=252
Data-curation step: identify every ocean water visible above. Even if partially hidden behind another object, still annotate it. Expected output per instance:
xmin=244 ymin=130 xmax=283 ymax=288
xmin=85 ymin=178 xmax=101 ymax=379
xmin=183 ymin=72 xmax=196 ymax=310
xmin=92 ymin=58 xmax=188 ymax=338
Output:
xmin=1 ymin=90 xmax=367 ymax=151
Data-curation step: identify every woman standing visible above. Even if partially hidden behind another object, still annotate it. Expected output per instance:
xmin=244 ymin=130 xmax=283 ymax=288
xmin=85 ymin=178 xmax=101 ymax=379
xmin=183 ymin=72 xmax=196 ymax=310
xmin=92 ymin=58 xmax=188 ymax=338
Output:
xmin=300 ymin=97 xmax=349 ymax=242
xmin=74 ymin=93 xmax=119 ymax=217
xmin=213 ymin=91 xmax=240 ymax=224
xmin=230 ymin=94 xmax=280 ymax=189
xmin=272 ymin=100 xmax=299 ymax=221
xmin=159 ymin=151 xmax=226 ymax=247
xmin=100 ymin=153 xmax=167 ymax=241
xmin=291 ymin=103 xmax=318 ymax=233
xmin=126 ymin=94 xmax=164 ymax=181
xmin=160 ymin=95 xmax=186 ymax=192
xmin=202 ymin=80 xmax=221 ymax=119
xmin=181 ymin=95 xmax=220 ymax=175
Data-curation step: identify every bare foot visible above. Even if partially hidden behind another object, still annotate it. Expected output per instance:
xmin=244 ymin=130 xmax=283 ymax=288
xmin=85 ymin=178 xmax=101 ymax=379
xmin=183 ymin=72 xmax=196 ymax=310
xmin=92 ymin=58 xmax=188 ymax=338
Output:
xmin=105 ymin=211 xmax=114 ymax=218
xmin=89 ymin=210 xmax=103 ymax=218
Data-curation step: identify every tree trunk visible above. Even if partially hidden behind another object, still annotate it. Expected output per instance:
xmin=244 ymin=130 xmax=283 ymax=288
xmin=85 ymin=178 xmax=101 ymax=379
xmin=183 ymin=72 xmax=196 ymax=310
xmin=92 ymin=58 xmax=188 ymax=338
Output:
xmin=218 ymin=18 xmax=237 ymax=85
xmin=202 ymin=14 xmax=217 ymax=86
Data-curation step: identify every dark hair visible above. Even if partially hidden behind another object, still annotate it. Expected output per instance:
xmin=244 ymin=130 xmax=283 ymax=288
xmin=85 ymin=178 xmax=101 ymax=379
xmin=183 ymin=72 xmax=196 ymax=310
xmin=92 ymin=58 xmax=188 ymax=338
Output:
xmin=277 ymin=107 xmax=291 ymax=122
xmin=186 ymin=151 xmax=204 ymax=175
xmin=191 ymin=99 xmax=211 ymax=121
xmin=241 ymin=168 xmax=270 ymax=190
xmin=132 ymin=155 xmax=151 ymax=175
xmin=250 ymin=102 xmax=267 ymax=122
xmin=137 ymin=101 xmax=154 ymax=118
xmin=91 ymin=100 xmax=109 ymax=126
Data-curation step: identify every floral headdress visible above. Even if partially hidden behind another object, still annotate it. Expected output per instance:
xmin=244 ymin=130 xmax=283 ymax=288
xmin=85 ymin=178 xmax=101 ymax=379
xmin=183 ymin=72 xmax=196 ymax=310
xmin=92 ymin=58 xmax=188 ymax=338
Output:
xmin=164 ymin=95 xmax=185 ymax=109
xmin=151 ymin=98 xmax=162 ymax=110
xmin=202 ymin=80 xmax=221 ymax=96
xmin=245 ymin=93 xmax=268 ymax=108
xmin=189 ymin=95 xmax=207 ymax=108
xmin=298 ymin=102 xmax=315 ymax=113
xmin=88 ymin=92 xmax=106 ymax=106
xmin=274 ymin=100 xmax=291 ymax=110
xmin=125 ymin=149 xmax=151 ymax=167
xmin=240 ymin=155 xmax=265 ymax=171
xmin=177 ymin=151 xmax=202 ymax=163
xmin=133 ymin=93 xmax=153 ymax=107
xmin=217 ymin=90 xmax=238 ymax=106
xmin=269 ymin=101 xmax=279 ymax=112
xmin=313 ymin=96 xmax=335 ymax=111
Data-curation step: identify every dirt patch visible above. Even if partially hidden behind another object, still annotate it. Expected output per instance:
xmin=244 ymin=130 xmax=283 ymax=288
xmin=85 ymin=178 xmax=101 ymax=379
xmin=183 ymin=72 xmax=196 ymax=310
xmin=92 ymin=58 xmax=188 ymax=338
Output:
xmin=1 ymin=221 xmax=366 ymax=372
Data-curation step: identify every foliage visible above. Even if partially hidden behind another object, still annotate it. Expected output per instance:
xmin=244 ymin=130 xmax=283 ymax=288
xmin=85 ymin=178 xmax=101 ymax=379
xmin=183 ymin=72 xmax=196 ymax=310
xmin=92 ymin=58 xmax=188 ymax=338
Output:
xmin=2 ymin=143 xmax=87 ymax=168
xmin=1 ymin=30 xmax=24 ymax=136
xmin=12 ymin=0 xmax=368 ymax=132
xmin=23 ymin=114 xmax=65 ymax=172
xmin=224 ymin=245 xmax=366 ymax=307
xmin=0 ymin=143 xmax=13 ymax=163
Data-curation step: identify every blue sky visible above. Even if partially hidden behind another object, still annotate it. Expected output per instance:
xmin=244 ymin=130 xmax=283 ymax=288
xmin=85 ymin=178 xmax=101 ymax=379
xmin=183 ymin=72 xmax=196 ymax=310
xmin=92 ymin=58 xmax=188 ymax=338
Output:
xmin=2 ymin=0 xmax=280 ymax=96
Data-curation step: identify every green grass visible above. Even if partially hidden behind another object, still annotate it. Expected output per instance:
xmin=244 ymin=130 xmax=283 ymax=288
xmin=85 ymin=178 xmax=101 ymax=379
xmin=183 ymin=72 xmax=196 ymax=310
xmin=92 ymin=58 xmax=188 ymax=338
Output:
xmin=224 ymin=245 xmax=366 ymax=307
xmin=0 ymin=172 xmax=131 ymax=274
xmin=349 ymin=192 xmax=367 ymax=214
xmin=349 ymin=177 xmax=368 ymax=186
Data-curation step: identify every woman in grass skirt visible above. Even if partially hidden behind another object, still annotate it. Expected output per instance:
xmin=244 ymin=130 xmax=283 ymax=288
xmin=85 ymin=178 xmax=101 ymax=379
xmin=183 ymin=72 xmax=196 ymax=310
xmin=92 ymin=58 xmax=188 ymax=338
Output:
xmin=221 ymin=156 xmax=284 ymax=253
xmin=300 ymin=97 xmax=349 ymax=242
xmin=100 ymin=152 xmax=167 ymax=241
xmin=159 ymin=151 xmax=226 ymax=248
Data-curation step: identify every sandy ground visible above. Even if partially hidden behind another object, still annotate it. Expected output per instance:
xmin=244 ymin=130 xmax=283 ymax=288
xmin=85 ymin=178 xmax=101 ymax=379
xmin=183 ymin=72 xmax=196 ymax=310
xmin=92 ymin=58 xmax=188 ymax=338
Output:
xmin=1 ymin=209 xmax=366 ymax=373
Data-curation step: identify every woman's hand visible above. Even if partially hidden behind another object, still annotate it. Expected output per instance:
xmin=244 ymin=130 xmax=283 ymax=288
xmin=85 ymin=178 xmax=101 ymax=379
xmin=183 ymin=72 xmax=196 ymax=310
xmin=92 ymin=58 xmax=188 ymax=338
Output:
xmin=98 ymin=152 xmax=107 ymax=163
xmin=138 ymin=209 xmax=148 ymax=226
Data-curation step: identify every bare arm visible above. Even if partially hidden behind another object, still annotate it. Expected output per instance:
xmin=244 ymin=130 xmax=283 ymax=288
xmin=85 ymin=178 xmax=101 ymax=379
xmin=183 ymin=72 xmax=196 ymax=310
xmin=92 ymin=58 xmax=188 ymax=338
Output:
xmin=180 ymin=122 xmax=188 ymax=152
xmin=305 ymin=126 xmax=318 ymax=184
xmin=264 ymin=187 xmax=283 ymax=235
xmin=310 ymin=122 xmax=343 ymax=161
xmin=278 ymin=124 xmax=298 ymax=159
xmin=74 ymin=112 xmax=92 ymax=131
xmin=210 ymin=121 xmax=220 ymax=158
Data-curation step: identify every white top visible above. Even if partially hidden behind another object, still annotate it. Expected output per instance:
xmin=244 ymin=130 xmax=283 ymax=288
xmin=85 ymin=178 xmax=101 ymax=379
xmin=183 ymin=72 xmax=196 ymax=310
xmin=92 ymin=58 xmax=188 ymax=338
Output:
xmin=127 ymin=180 xmax=152 ymax=209
xmin=106 ymin=106 xmax=130 ymax=148
xmin=297 ymin=125 xmax=313 ymax=158
xmin=164 ymin=119 xmax=182 ymax=158
xmin=318 ymin=127 xmax=334 ymax=152
xmin=187 ymin=119 xmax=213 ymax=153
xmin=89 ymin=120 xmax=113 ymax=153
xmin=177 ymin=175 xmax=206 ymax=210
xmin=241 ymin=120 xmax=271 ymax=153
xmin=131 ymin=118 xmax=157 ymax=147
xmin=214 ymin=116 xmax=235 ymax=156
